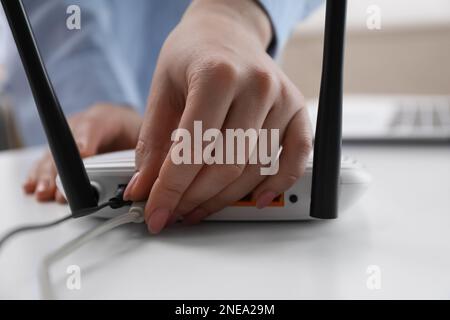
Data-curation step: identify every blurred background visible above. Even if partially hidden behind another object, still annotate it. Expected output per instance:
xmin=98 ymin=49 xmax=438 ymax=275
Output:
xmin=282 ymin=0 xmax=450 ymax=97
xmin=282 ymin=0 xmax=450 ymax=143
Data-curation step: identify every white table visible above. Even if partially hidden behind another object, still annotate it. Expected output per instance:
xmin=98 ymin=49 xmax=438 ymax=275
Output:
xmin=0 ymin=146 xmax=449 ymax=299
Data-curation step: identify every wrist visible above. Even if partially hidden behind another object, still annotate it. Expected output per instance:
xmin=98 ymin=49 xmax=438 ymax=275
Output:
xmin=185 ymin=0 xmax=272 ymax=51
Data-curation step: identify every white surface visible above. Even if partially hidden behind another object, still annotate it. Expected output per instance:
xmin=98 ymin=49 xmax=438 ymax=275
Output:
xmin=0 ymin=146 xmax=449 ymax=299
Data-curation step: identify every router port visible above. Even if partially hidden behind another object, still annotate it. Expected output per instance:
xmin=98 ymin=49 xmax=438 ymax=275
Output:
xmin=233 ymin=193 xmax=284 ymax=207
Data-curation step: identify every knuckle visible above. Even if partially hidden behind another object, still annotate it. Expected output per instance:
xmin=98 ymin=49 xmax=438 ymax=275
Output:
xmin=284 ymin=164 xmax=306 ymax=185
xmin=73 ymin=119 xmax=95 ymax=139
xmin=135 ymin=139 xmax=147 ymax=163
xmin=290 ymin=136 xmax=313 ymax=167
xmin=285 ymin=173 xmax=301 ymax=186
xmin=199 ymin=58 xmax=238 ymax=84
xmin=206 ymin=164 xmax=245 ymax=185
xmin=249 ymin=67 xmax=279 ymax=97
xmin=135 ymin=138 xmax=170 ymax=170
xmin=283 ymin=152 xmax=310 ymax=185
xmin=37 ymin=155 xmax=55 ymax=173
xmin=80 ymin=114 xmax=97 ymax=128
xmin=280 ymin=82 xmax=305 ymax=110
xmin=157 ymin=177 xmax=185 ymax=198
xmin=28 ymin=165 xmax=39 ymax=179
xmin=178 ymin=197 xmax=202 ymax=213
xmin=221 ymin=163 xmax=246 ymax=181
xmin=297 ymin=135 xmax=313 ymax=155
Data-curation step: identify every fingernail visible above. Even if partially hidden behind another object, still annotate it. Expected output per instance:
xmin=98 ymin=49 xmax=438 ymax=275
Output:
xmin=148 ymin=208 xmax=171 ymax=234
xmin=123 ymin=172 xmax=140 ymax=201
xmin=36 ymin=180 xmax=50 ymax=194
xmin=256 ymin=191 xmax=278 ymax=209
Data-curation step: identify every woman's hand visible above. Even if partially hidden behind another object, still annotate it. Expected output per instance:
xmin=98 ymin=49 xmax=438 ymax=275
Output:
xmin=124 ymin=0 xmax=313 ymax=233
xmin=23 ymin=103 xmax=142 ymax=202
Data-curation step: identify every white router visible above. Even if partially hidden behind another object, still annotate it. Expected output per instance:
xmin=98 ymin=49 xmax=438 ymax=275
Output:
xmin=5 ymin=0 xmax=367 ymax=222
xmin=77 ymin=150 xmax=371 ymax=220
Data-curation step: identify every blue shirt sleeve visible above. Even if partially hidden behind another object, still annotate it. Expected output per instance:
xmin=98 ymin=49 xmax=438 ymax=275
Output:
xmin=257 ymin=0 xmax=324 ymax=57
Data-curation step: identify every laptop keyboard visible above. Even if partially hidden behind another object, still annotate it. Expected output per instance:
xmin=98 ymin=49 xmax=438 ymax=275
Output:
xmin=308 ymin=95 xmax=450 ymax=141
xmin=389 ymin=97 xmax=450 ymax=135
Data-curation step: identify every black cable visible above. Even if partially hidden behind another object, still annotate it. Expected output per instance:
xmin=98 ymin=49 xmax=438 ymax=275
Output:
xmin=0 ymin=214 xmax=72 ymax=249
xmin=71 ymin=201 xmax=115 ymax=218
xmin=0 ymin=201 xmax=113 ymax=250
xmin=0 ymin=201 xmax=117 ymax=249
xmin=0 ymin=185 xmax=131 ymax=250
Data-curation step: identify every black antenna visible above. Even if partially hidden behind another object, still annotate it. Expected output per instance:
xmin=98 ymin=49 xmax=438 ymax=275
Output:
xmin=310 ymin=0 xmax=347 ymax=219
xmin=1 ymin=0 xmax=98 ymax=215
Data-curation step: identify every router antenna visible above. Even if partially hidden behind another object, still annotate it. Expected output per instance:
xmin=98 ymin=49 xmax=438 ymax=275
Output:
xmin=1 ymin=0 xmax=98 ymax=214
xmin=310 ymin=0 xmax=347 ymax=219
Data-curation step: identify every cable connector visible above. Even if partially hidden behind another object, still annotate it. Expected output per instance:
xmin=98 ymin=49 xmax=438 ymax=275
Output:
xmin=109 ymin=184 xmax=132 ymax=209
xmin=72 ymin=184 xmax=132 ymax=218
xmin=128 ymin=203 xmax=146 ymax=223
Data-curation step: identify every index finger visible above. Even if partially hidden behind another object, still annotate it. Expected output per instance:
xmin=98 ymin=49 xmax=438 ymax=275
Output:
xmin=145 ymin=65 xmax=237 ymax=233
